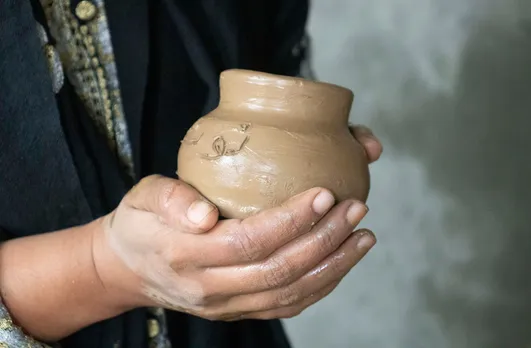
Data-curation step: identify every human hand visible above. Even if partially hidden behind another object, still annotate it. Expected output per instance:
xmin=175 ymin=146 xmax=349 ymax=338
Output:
xmin=93 ymin=175 xmax=375 ymax=320
xmin=349 ymin=124 xmax=383 ymax=163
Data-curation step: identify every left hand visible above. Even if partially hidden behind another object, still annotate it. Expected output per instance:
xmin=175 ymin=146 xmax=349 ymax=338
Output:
xmin=349 ymin=124 xmax=383 ymax=164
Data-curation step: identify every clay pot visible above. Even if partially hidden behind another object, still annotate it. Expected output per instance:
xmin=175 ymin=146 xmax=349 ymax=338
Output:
xmin=177 ymin=69 xmax=370 ymax=219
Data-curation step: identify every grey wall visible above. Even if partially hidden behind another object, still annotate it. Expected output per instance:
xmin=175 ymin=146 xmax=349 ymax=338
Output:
xmin=284 ymin=1 xmax=531 ymax=347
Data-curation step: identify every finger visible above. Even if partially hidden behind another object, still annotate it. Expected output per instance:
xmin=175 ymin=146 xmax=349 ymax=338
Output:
xmin=199 ymin=187 xmax=336 ymax=266
xmin=241 ymin=280 xmax=339 ymax=321
xmin=349 ymin=124 xmax=383 ymax=163
xmin=200 ymin=200 xmax=368 ymax=295
xmin=124 ymin=175 xmax=219 ymax=233
xmin=219 ymin=229 xmax=375 ymax=315
xmin=219 ymin=281 xmax=340 ymax=322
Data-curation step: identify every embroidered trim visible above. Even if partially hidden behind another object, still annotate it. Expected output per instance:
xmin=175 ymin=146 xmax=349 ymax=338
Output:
xmin=35 ymin=23 xmax=64 ymax=94
xmin=39 ymin=0 xmax=135 ymax=178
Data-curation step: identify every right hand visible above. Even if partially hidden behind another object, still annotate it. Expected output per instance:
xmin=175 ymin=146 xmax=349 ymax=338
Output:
xmin=93 ymin=175 xmax=376 ymax=321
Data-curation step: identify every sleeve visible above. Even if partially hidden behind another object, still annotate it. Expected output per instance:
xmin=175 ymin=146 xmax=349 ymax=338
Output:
xmin=266 ymin=0 xmax=315 ymax=79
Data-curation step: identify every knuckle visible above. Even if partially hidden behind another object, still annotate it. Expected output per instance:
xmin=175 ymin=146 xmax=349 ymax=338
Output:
xmin=329 ymin=253 xmax=345 ymax=275
xmin=127 ymin=175 xmax=181 ymax=214
xmin=136 ymin=174 xmax=163 ymax=191
xmin=157 ymin=180 xmax=180 ymax=211
xmin=231 ymin=223 xmax=266 ymax=262
xmin=316 ymin=224 xmax=337 ymax=253
xmin=275 ymin=285 xmax=301 ymax=307
xmin=277 ymin=207 xmax=303 ymax=236
xmin=263 ymin=257 xmax=294 ymax=288
xmin=136 ymin=175 xmax=155 ymax=187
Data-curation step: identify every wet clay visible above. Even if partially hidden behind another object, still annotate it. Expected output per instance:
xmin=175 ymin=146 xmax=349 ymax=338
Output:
xmin=177 ymin=69 xmax=370 ymax=219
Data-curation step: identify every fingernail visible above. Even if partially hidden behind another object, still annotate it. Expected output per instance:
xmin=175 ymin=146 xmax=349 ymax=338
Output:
xmin=312 ymin=190 xmax=335 ymax=214
xmin=187 ymin=200 xmax=215 ymax=224
xmin=357 ymin=233 xmax=376 ymax=250
xmin=346 ymin=202 xmax=369 ymax=225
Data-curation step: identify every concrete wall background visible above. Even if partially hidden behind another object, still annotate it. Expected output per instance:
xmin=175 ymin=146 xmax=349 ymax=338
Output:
xmin=284 ymin=1 xmax=531 ymax=347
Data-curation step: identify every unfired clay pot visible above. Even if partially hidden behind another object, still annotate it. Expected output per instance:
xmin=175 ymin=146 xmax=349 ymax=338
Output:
xmin=177 ymin=69 xmax=370 ymax=219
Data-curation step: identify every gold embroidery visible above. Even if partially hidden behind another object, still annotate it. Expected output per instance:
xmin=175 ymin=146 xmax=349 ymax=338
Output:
xmin=40 ymin=0 xmax=134 ymax=178
xmin=35 ymin=23 xmax=64 ymax=93
xmin=75 ymin=1 xmax=97 ymax=21
xmin=0 ymin=318 xmax=13 ymax=331
xmin=147 ymin=319 xmax=160 ymax=338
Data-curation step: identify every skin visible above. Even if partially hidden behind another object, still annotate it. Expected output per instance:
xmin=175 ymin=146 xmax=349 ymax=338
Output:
xmin=0 ymin=126 xmax=382 ymax=342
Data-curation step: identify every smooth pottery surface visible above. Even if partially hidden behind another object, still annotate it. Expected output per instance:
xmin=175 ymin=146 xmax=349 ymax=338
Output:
xmin=177 ymin=69 xmax=370 ymax=219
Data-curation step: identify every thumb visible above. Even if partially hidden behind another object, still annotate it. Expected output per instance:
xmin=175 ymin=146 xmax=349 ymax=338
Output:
xmin=123 ymin=175 xmax=219 ymax=233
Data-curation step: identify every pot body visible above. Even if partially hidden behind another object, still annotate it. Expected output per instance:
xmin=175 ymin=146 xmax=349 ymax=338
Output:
xmin=177 ymin=69 xmax=370 ymax=219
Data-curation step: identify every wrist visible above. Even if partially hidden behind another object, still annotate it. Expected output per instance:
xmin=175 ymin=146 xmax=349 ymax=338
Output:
xmin=91 ymin=213 xmax=150 ymax=310
xmin=0 ymin=221 xmax=131 ymax=341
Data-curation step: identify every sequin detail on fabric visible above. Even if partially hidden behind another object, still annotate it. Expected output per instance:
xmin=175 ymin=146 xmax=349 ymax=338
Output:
xmin=147 ymin=308 xmax=171 ymax=348
xmin=35 ymin=23 xmax=64 ymax=94
xmin=0 ymin=302 xmax=51 ymax=347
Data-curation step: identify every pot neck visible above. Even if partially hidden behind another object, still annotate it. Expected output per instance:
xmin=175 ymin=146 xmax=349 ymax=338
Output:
xmin=216 ymin=69 xmax=354 ymax=129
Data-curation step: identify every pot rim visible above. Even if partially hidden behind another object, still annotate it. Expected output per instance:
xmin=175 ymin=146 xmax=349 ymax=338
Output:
xmin=220 ymin=69 xmax=354 ymax=97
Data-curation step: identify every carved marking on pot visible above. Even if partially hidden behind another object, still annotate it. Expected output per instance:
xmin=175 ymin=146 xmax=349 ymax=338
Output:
xmin=212 ymin=136 xmax=226 ymax=155
xmin=200 ymin=135 xmax=250 ymax=160
xmin=239 ymin=123 xmax=251 ymax=132
xmin=225 ymin=136 xmax=249 ymax=155
xmin=181 ymin=133 xmax=203 ymax=145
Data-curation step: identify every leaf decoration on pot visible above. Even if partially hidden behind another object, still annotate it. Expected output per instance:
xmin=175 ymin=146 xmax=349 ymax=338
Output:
xmin=225 ymin=136 xmax=250 ymax=156
xmin=212 ymin=136 xmax=226 ymax=155
xmin=201 ymin=135 xmax=250 ymax=160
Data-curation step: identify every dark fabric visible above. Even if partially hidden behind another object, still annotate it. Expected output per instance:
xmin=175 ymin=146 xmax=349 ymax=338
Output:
xmin=105 ymin=0 xmax=150 ymax=179
xmin=0 ymin=0 xmax=310 ymax=347
xmin=166 ymin=310 xmax=291 ymax=348
xmin=0 ymin=0 xmax=93 ymax=237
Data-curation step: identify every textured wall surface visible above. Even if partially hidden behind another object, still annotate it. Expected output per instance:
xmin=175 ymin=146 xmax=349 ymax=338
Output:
xmin=284 ymin=1 xmax=531 ymax=347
